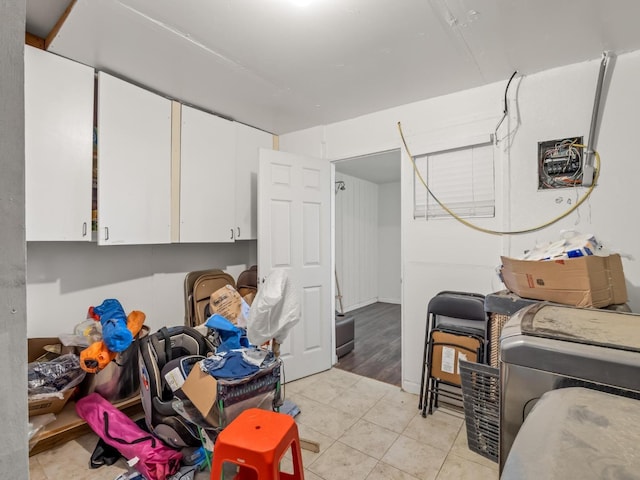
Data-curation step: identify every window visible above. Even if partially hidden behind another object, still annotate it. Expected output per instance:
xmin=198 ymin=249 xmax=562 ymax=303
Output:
xmin=413 ymin=139 xmax=495 ymax=220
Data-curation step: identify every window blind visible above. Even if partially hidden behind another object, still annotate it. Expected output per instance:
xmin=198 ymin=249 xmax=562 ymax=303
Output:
xmin=413 ymin=141 xmax=495 ymax=219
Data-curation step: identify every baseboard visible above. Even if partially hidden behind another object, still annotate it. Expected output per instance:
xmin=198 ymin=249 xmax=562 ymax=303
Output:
xmin=402 ymin=379 xmax=420 ymax=395
xmin=377 ymin=297 xmax=400 ymax=304
xmin=343 ymin=298 xmax=377 ymax=313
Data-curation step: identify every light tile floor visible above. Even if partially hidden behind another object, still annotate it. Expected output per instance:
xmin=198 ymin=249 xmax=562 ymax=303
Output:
xmin=29 ymin=368 xmax=499 ymax=480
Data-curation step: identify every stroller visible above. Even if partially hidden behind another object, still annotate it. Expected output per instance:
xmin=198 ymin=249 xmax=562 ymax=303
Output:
xmin=139 ymin=268 xmax=281 ymax=449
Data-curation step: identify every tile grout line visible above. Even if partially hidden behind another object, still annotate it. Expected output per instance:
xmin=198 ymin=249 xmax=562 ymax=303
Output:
xmin=305 ymin=436 xmax=338 ymax=478
xmin=331 ymin=375 xmax=395 ymax=480
xmin=339 ymin=415 xmax=400 ymax=462
xmin=282 ymin=370 xmax=483 ymax=479
xmin=396 ymin=410 xmax=458 ymax=480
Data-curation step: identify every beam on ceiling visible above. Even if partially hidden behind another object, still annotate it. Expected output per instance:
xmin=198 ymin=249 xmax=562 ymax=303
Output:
xmin=45 ymin=0 xmax=76 ymax=50
xmin=25 ymin=32 xmax=45 ymax=50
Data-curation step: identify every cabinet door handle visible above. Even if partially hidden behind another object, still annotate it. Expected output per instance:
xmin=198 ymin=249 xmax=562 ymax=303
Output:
xmin=230 ymin=228 xmax=234 ymax=240
xmin=82 ymin=222 xmax=87 ymax=237
xmin=237 ymin=227 xmax=240 ymax=238
xmin=104 ymin=227 xmax=109 ymax=241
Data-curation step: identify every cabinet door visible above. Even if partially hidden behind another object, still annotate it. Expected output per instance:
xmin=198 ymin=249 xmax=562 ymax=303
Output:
xmin=235 ymin=122 xmax=273 ymax=240
xmin=180 ymin=105 xmax=236 ymax=243
xmin=25 ymin=46 xmax=94 ymax=241
xmin=97 ymin=72 xmax=172 ymax=245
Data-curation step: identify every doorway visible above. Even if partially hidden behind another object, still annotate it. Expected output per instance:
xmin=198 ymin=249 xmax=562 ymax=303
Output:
xmin=332 ymin=150 xmax=402 ymax=386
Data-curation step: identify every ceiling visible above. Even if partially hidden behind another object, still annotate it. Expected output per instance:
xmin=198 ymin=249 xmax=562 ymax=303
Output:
xmin=335 ymin=150 xmax=400 ymax=184
xmin=26 ymin=0 xmax=640 ymax=137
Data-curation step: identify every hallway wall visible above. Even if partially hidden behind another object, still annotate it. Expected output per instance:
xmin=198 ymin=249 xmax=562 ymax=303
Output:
xmin=378 ymin=181 xmax=401 ymax=304
xmin=335 ymin=172 xmax=378 ymax=312
xmin=335 ymin=174 xmax=401 ymax=311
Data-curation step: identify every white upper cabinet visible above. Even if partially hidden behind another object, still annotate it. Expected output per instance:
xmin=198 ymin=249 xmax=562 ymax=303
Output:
xmin=179 ymin=104 xmax=236 ymax=243
xmin=25 ymin=46 xmax=94 ymax=241
xmin=234 ymin=122 xmax=273 ymax=240
xmin=25 ymin=51 xmax=268 ymax=245
xmin=97 ymin=72 xmax=172 ymax=245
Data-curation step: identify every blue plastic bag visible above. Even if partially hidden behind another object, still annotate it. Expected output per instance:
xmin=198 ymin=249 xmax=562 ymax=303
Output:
xmin=91 ymin=299 xmax=133 ymax=353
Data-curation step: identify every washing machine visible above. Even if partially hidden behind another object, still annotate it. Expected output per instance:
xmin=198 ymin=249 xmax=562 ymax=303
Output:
xmin=500 ymin=302 xmax=640 ymax=472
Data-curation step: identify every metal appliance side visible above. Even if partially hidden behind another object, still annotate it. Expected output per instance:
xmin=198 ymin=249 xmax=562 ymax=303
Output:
xmin=499 ymin=306 xmax=640 ymax=473
xmin=501 ymin=331 xmax=640 ymax=392
xmin=500 ymin=362 xmax=558 ymax=472
xmin=499 ymin=362 xmax=640 ymax=472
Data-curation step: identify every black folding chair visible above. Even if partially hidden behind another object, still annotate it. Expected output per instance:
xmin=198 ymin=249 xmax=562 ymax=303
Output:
xmin=418 ymin=291 xmax=488 ymax=417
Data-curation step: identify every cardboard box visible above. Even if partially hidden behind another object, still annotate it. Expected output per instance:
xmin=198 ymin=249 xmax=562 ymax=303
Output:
xmin=500 ymin=254 xmax=627 ymax=308
xmin=209 ymin=285 xmax=243 ymax=324
xmin=181 ymin=365 xmax=219 ymax=425
xmin=181 ymin=361 xmax=279 ymax=428
xmin=28 ymin=390 xmax=75 ymax=417
xmin=28 ymin=338 xmax=77 ymax=417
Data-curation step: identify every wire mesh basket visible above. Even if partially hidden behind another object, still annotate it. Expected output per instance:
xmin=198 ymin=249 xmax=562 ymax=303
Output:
xmin=459 ymin=359 xmax=500 ymax=463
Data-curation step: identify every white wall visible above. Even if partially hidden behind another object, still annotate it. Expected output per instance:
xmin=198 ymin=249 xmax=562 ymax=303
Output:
xmin=278 ymin=126 xmax=325 ymax=159
xmin=335 ymin=172 xmax=378 ymax=312
xmin=334 ymin=174 xmax=400 ymax=311
xmin=281 ymin=49 xmax=640 ymax=393
xmin=26 ymin=241 xmax=256 ymax=337
xmin=378 ymin=181 xmax=401 ymax=304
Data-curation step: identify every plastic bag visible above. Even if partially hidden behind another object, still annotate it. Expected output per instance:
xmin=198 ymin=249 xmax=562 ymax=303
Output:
xmin=28 ymin=353 xmax=86 ymax=395
xmin=57 ymin=319 xmax=103 ymax=348
xmin=76 ymin=318 xmax=103 ymax=344
xmin=28 ymin=413 xmax=56 ymax=451
xmin=90 ymin=299 xmax=133 ymax=353
xmin=204 ymin=314 xmax=250 ymax=352
xmin=521 ymin=230 xmax=605 ymax=261
xmin=247 ymin=269 xmax=301 ymax=345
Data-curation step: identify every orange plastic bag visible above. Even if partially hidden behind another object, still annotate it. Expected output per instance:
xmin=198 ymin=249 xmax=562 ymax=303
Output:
xmin=80 ymin=311 xmax=146 ymax=373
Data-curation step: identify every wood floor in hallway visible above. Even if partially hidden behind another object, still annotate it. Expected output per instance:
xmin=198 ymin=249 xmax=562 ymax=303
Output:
xmin=334 ymin=302 xmax=401 ymax=386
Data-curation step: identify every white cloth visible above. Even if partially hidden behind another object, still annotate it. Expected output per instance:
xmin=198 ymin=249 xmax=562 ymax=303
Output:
xmin=247 ymin=269 xmax=301 ymax=345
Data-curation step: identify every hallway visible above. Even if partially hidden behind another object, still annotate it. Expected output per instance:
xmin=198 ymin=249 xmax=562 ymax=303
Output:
xmin=335 ymin=302 xmax=401 ymax=386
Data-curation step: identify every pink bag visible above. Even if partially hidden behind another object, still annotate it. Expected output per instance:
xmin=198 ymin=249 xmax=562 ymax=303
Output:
xmin=76 ymin=393 xmax=182 ymax=480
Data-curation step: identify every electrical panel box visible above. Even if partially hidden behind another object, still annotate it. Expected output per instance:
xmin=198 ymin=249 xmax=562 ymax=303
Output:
xmin=538 ymin=137 xmax=583 ymax=190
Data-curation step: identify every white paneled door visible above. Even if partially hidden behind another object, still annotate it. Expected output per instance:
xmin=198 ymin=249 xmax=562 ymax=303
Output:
xmin=258 ymin=150 xmax=332 ymax=382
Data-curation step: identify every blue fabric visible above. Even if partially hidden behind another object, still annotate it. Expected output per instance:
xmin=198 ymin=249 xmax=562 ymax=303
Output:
xmin=92 ymin=299 xmax=133 ymax=353
xmin=204 ymin=314 xmax=251 ymax=352
xmin=201 ymin=350 xmax=259 ymax=379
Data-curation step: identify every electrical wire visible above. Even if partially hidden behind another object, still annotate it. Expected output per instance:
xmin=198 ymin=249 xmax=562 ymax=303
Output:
xmin=544 ymin=142 xmax=579 ymax=187
xmin=398 ymin=121 xmax=601 ymax=236
xmin=494 ymin=70 xmax=518 ymax=140
xmin=539 ymin=138 xmax=583 ymax=188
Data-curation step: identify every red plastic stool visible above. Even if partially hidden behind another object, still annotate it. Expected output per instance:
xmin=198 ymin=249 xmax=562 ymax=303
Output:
xmin=210 ymin=408 xmax=304 ymax=480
